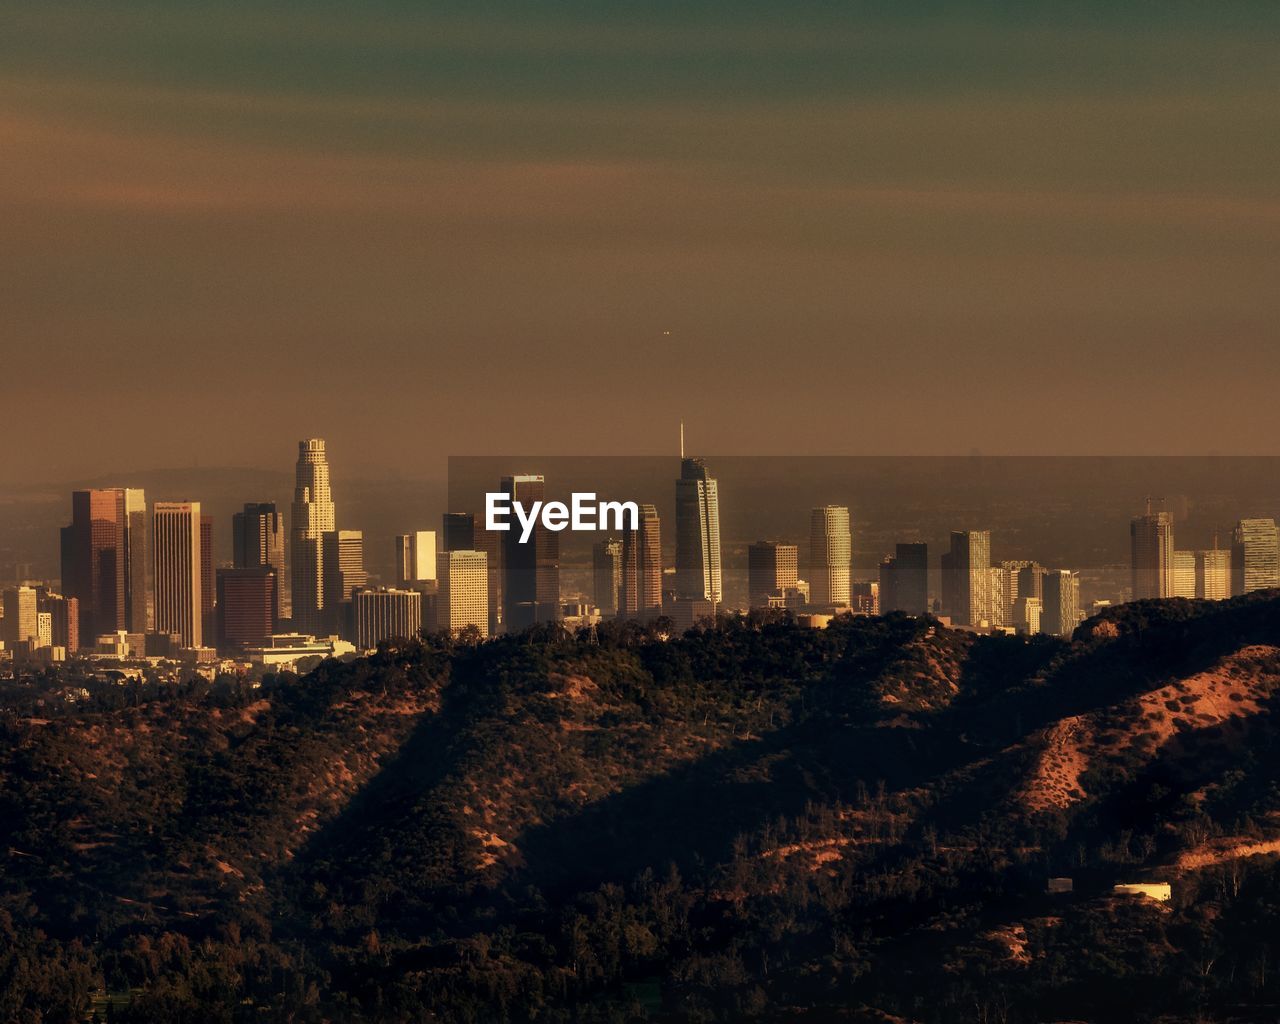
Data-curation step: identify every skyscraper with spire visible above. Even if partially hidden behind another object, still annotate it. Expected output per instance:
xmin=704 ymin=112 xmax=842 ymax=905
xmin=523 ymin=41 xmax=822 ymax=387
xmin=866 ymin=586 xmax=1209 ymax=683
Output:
xmin=674 ymin=439 xmax=722 ymax=607
xmin=290 ymin=439 xmax=336 ymax=635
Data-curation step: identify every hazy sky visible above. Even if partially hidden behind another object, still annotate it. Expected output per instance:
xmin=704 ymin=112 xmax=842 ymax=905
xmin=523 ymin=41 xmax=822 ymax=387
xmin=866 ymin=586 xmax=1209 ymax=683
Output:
xmin=3 ymin=2 xmax=1278 ymax=480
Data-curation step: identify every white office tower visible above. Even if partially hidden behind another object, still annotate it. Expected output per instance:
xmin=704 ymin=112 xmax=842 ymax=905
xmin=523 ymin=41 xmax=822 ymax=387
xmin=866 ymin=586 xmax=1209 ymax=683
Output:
xmin=353 ymin=588 xmax=422 ymax=649
xmin=290 ymin=439 xmax=336 ymax=634
xmin=1172 ymin=551 xmax=1196 ymax=599
xmin=442 ymin=550 xmax=489 ymax=638
xmin=123 ymin=487 xmax=152 ymax=632
xmin=153 ymin=501 xmax=203 ymax=648
xmin=2 ymin=586 xmax=39 ymax=647
xmin=1231 ymin=518 xmax=1280 ymax=596
xmin=395 ymin=530 xmax=438 ymax=586
xmin=809 ymin=506 xmax=852 ymax=607
xmin=1195 ymin=549 xmax=1231 ymax=600
xmin=675 ymin=457 xmax=722 ymax=607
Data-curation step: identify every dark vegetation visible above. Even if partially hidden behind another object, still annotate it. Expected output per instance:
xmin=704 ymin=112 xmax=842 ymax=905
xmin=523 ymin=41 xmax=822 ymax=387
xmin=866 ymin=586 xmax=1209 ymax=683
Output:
xmin=6 ymin=594 xmax=1280 ymax=1022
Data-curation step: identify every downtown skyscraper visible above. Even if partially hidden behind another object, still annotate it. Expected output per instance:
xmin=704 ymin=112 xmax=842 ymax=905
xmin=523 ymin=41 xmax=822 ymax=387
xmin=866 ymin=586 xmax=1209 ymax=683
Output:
xmin=592 ymin=537 xmax=623 ymax=617
xmin=1130 ymin=506 xmax=1174 ymax=600
xmin=123 ymin=488 xmax=151 ymax=633
xmin=941 ymin=530 xmax=991 ymax=627
xmin=233 ymin=502 xmax=288 ymax=619
xmin=290 ymin=439 xmax=336 ymax=635
xmin=1041 ymin=570 xmax=1081 ymax=637
xmin=747 ymin=541 xmax=799 ymax=609
xmin=500 ymin=475 xmax=560 ymax=631
xmin=60 ymin=488 xmax=148 ymax=641
xmin=441 ymin=549 xmax=490 ymax=638
xmin=1231 ymin=518 xmax=1280 ymax=596
xmin=153 ymin=501 xmax=203 ymax=648
xmin=879 ymin=543 xmax=928 ymax=616
xmin=674 ymin=457 xmax=722 ymax=607
xmin=395 ymin=531 xmax=437 ymax=587
xmin=1196 ymin=549 xmax=1231 ymax=600
xmin=808 ymin=506 xmax=852 ymax=608
xmin=620 ymin=504 xmax=663 ymax=620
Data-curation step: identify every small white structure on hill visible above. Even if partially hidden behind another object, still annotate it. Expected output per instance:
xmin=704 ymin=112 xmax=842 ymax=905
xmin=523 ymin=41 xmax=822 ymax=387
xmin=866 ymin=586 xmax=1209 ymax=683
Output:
xmin=1113 ymin=882 xmax=1172 ymax=903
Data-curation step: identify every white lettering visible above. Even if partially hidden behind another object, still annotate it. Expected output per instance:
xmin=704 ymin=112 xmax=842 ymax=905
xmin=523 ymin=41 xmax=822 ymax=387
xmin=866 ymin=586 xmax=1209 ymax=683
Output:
xmin=599 ymin=500 xmax=639 ymax=531
xmin=543 ymin=501 xmax=569 ymax=531
xmin=571 ymin=492 xmax=596 ymax=530
xmin=513 ymin=499 xmax=543 ymax=544
xmin=486 ymin=492 xmax=510 ymax=531
xmin=483 ymin=492 xmax=641 ymax=541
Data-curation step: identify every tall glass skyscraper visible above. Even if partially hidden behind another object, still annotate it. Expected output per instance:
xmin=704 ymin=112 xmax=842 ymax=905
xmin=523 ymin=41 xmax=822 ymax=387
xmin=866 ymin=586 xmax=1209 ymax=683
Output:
xmin=1130 ymin=508 xmax=1174 ymax=600
xmin=1231 ymin=518 xmax=1280 ymax=596
xmin=674 ymin=457 xmax=722 ymax=607
xmin=233 ymin=502 xmax=288 ymax=619
xmin=941 ymin=530 xmax=991 ymax=626
xmin=290 ymin=439 xmax=336 ymax=635
xmin=620 ymin=504 xmax=663 ymax=620
xmin=808 ymin=506 xmax=852 ymax=608
xmin=123 ymin=488 xmax=151 ymax=633
xmin=60 ymin=488 xmax=127 ymax=642
xmin=153 ymin=501 xmax=203 ymax=648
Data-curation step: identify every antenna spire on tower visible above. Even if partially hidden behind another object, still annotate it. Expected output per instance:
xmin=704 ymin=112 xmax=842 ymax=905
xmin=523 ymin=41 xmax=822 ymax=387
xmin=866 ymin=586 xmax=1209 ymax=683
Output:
xmin=680 ymin=421 xmax=685 ymax=460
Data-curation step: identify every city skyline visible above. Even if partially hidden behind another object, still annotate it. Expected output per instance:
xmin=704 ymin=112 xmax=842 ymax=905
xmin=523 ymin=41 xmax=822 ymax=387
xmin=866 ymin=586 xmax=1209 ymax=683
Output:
xmin=8 ymin=442 xmax=1280 ymax=668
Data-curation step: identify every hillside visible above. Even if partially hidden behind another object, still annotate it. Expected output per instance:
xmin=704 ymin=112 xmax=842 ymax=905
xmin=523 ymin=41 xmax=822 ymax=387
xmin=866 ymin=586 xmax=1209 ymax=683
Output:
xmin=6 ymin=596 xmax=1280 ymax=1023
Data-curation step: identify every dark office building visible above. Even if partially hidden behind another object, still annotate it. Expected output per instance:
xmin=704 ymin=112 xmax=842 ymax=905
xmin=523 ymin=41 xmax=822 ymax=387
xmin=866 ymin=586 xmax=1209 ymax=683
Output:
xmin=747 ymin=541 xmax=799 ymax=609
xmin=501 ymin=475 xmax=560 ymax=631
xmin=880 ymin=543 xmax=928 ymax=615
xmin=216 ymin=566 xmax=278 ymax=651
xmin=442 ymin=512 xmax=475 ymax=552
xmin=37 ymin=590 xmax=80 ymax=654
xmin=200 ymin=514 xmax=216 ymax=646
xmin=232 ymin=502 xmax=287 ymax=619
xmin=60 ymin=488 xmax=127 ymax=642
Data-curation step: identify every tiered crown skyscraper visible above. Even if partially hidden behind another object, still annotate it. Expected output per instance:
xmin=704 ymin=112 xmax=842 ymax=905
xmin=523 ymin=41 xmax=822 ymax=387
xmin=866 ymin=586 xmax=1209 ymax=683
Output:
xmin=290 ymin=439 xmax=336 ymax=635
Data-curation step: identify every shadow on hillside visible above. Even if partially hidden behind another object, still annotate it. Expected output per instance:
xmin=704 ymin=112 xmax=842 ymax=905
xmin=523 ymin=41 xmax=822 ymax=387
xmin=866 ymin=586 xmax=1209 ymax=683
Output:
xmin=285 ymin=625 xmax=982 ymax=922
xmin=950 ymin=593 xmax=1280 ymax=749
xmin=285 ymin=595 xmax=1280 ymax=935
